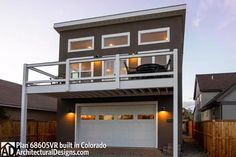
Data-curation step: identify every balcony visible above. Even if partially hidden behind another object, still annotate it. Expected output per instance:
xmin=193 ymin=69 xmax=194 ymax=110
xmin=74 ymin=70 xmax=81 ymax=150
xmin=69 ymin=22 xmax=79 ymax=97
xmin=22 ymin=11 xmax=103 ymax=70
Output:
xmin=20 ymin=49 xmax=179 ymax=147
xmin=24 ymin=49 xmax=178 ymax=98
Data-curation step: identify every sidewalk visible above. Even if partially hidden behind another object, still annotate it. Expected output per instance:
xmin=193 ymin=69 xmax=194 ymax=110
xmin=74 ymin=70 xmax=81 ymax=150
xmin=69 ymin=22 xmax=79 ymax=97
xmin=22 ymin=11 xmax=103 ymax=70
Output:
xmin=181 ymin=135 xmax=208 ymax=157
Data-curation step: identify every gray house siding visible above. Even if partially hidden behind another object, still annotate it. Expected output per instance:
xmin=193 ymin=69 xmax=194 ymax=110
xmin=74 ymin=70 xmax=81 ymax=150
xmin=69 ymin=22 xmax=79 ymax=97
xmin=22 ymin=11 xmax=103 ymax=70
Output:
xmin=2 ymin=106 xmax=56 ymax=121
xmin=222 ymin=104 xmax=236 ymax=120
xmin=0 ymin=79 xmax=57 ymax=122
xmin=194 ymin=92 xmax=218 ymax=121
xmin=211 ymin=105 xmax=222 ymax=120
xmin=193 ymin=104 xmax=201 ymax=122
xmin=221 ymin=88 xmax=236 ymax=101
xmin=200 ymin=92 xmax=219 ymax=108
xmin=221 ymin=87 xmax=236 ymax=120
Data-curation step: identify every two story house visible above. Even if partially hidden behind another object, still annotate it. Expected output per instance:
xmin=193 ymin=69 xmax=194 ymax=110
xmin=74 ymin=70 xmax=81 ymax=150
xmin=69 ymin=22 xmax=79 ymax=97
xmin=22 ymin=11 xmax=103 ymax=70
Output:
xmin=193 ymin=73 xmax=236 ymax=122
xmin=20 ymin=4 xmax=186 ymax=156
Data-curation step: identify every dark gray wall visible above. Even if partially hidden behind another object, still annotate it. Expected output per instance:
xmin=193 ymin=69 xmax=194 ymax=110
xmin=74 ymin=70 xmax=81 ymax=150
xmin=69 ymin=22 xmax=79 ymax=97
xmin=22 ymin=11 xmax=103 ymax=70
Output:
xmin=58 ymin=16 xmax=184 ymax=61
xmin=56 ymin=99 xmax=75 ymax=143
xmin=158 ymin=96 xmax=173 ymax=147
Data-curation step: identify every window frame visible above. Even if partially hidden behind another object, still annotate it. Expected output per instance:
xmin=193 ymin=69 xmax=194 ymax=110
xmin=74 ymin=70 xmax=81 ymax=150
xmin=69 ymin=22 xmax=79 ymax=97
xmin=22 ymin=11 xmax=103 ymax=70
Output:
xmin=101 ymin=32 xmax=130 ymax=49
xmin=137 ymin=114 xmax=155 ymax=120
xmin=138 ymin=27 xmax=170 ymax=45
xmin=99 ymin=115 xmax=114 ymax=120
xmin=68 ymin=36 xmax=94 ymax=52
xmin=117 ymin=114 xmax=134 ymax=120
xmin=80 ymin=115 xmax=96 ymax=120
xmin=69 ymin=56 xmax=94 ymax=79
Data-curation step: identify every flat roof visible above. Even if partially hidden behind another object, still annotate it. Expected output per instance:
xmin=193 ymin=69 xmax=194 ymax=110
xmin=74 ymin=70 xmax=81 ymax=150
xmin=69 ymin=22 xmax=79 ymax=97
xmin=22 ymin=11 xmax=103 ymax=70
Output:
xmin=54 ymin=4 xmax=186 ymax=32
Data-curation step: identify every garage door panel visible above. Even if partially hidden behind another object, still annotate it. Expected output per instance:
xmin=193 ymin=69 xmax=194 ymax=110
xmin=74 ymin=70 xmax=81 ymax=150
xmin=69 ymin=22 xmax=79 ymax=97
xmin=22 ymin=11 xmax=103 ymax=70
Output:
xmin=77 ymin=103 xmax=156 ymax=147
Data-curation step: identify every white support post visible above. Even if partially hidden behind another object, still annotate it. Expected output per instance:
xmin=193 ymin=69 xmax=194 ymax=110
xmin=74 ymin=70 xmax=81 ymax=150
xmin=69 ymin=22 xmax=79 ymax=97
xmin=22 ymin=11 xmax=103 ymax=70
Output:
xmin=173 ymin=49 xmax=178 ymax=157
xmin=115 ymin=54 xmax=120 ymax=89
xmin=66 ymin=59 xmax=70 ymax=91
xmin=20 ymin=64 xmax=28 ymax=144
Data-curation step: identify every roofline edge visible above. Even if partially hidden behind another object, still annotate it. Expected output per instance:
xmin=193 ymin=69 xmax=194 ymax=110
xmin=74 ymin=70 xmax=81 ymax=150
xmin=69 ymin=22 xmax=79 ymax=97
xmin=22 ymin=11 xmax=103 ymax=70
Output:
xmin=54 ymin=4 xmax=186 ymax=29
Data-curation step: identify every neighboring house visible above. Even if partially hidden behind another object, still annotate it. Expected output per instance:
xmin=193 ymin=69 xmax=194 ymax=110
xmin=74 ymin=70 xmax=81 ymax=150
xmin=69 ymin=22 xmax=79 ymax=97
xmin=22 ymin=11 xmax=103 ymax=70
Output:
xmin=193 ymin=73 xmax=236 ymax=122
xmin=0 ymin=79 xmax=57 ymax=121
xmin=20 ymin=4 xmax=186 ymax=156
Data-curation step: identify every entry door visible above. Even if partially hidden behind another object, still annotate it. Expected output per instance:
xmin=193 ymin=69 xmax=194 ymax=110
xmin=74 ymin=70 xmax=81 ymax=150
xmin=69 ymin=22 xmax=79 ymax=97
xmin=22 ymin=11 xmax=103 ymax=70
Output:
xmin=76 ymin=103 xmax=157 ymax=147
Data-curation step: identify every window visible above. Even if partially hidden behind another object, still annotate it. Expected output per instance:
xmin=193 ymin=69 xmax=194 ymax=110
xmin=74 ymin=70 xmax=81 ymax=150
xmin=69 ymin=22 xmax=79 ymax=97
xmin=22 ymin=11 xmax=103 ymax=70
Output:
xmin=94 ymin=61 xmax=102 ymax=77
xmin=141 ymin=57 xmax=152 ymax=65
xmin=155 ymin=55 xmax=168 ymax=65
xmin=138 ymin=27 xmax=170 ymax=45
xmin=104 ymin=60 xmax=115 ymax=76
xmin=137 ymin=50 xmax=171 ymax=70
xmin=80 ymin=115 xmax=96 ymax=120
xmin=128 ymin=57 xmax=139 ymax=68
xmin=68 ymin=36 xmax=94 ymax=52
xmin=70 ymin=61 xmax=93 ymax=79
xmin=118 ymin=115 xmax=134 ymax=120
xmin=99 ymin=115 xmax=114 ymax=120
xmin=70 ymin=63 xmax=80 ymax=79
xmin=81 ymin=62 xmax=92 ymax=78
xmin=138 ymin=114 xmax=155 ymax=120
xmin=102 ymin=32 xmax=130 ymax=49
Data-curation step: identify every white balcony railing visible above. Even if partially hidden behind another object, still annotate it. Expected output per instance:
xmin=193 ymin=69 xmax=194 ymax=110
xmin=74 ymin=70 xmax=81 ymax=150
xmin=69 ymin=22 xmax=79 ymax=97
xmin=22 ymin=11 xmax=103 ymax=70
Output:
xmin=25 ymin=49 xmax=177 ymax=93
xmin=21 ymin=49 xmax=179 ymax=150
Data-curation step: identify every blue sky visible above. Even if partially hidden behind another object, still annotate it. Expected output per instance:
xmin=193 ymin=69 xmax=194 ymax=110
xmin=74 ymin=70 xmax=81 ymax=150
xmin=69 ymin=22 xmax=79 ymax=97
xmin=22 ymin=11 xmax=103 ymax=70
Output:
xmin=0 ymin=0 xmax=236 ymax=109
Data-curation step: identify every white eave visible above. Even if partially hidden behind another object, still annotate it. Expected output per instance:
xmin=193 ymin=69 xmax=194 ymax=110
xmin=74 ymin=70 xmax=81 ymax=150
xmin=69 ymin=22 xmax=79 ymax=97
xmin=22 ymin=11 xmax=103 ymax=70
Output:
xmin=54 ymin=4 xmax=186 ymax=29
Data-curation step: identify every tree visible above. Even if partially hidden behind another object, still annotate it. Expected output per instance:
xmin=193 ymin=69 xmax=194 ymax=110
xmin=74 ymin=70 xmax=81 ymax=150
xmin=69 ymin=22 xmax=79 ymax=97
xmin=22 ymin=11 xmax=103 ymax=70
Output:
xmin=182 ymin=107 xmax=193 ymax=120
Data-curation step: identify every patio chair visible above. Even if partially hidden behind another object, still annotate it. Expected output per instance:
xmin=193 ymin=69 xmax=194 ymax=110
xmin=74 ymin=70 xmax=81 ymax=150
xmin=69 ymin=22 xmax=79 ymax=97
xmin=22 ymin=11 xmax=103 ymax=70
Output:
xmin=123 ymin=61 xmax=137 ymax=74
xmin=164 ymin=58 xmax=172 ymax=71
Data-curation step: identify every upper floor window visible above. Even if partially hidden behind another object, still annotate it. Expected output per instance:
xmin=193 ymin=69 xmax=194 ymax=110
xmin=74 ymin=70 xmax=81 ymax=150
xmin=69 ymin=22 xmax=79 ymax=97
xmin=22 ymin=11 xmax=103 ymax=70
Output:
xmin=138 ymin=27 xmax=170 ymax=45
xmin=102 ymin=32 xmax=130 ymax=49
xmin=68 ymin=36 xmax=94 ymax=52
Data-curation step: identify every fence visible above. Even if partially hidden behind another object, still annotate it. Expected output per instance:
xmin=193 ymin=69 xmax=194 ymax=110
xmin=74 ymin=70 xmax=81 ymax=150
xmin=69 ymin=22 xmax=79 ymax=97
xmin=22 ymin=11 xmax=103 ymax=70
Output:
xmin=193 ymin=120 xmax=236 ymax=157
xmin=0 ymin=120 xmax=56 ymax=142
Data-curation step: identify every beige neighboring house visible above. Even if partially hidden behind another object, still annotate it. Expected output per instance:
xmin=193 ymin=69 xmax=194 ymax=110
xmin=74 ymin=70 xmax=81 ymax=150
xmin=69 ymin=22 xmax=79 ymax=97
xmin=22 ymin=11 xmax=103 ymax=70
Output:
xmin=0 ymin=79 xmax=57 ymax=121
xmin=193 ymin=73 xmax=236 ymax=122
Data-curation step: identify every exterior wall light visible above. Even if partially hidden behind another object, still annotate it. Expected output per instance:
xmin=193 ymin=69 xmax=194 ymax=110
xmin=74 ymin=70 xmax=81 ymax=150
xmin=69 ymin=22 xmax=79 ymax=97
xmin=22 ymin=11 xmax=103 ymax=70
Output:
xmin=65 ymin=109 xmax=75 ymax=121
xmin=68 ymin=109 xmax=74 ymax=113
xmin=160 ymin=106 xmax=166 ymax=111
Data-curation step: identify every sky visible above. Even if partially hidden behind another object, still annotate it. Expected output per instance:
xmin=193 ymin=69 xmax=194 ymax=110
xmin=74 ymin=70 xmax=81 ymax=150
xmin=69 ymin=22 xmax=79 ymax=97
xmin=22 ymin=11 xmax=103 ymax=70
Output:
xmin=0 ymin=0 xmax=236 ymax=110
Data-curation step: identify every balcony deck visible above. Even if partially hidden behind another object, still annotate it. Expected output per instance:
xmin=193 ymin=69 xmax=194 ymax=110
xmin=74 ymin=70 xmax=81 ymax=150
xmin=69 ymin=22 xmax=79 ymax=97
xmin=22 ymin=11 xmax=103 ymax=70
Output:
xmin=24 ymin=49 xmax=178 ymax=97
xmin=20 ymin=49 xmax=179 ymax=154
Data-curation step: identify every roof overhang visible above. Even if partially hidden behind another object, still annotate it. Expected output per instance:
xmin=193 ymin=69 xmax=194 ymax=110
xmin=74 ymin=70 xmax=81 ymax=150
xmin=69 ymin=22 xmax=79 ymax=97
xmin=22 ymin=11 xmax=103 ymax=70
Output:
xmin=54 ymin=4 xmax=186 ymax=32
xmin=193 ymin=75 xmax=222 ymax=100
xmin=200 ymin=83 xmax=236 ymax=112
xmin=0 ymin=103 xmax=56 ymax=112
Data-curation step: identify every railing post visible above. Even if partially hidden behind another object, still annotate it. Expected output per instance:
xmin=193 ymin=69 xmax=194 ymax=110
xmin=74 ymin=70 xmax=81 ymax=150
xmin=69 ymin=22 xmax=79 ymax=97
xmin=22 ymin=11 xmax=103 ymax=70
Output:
xmin=20 ymin=64 xmax=28 ymax=144
xmin=65 ymin=59 xmax=70 ymax=91
xmin=115 ymin=54 xmax=120 ymax=89
xmin=173 ymin=48 xmax=178 ymax=157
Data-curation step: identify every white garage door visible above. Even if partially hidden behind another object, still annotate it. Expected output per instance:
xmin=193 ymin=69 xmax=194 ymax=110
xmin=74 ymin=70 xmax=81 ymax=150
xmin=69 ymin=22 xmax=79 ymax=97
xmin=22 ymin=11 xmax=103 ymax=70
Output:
xmin=76 ymin=102 xmax=157 ymax=147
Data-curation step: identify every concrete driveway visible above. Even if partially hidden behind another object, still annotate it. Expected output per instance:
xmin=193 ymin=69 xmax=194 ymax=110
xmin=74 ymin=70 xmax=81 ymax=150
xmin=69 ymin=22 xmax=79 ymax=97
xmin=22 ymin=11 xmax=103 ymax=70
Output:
xmin=181 ymin=136 xmax=208 ymax=157
xmin=81 ymin=147 xmax=168 ymax=157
